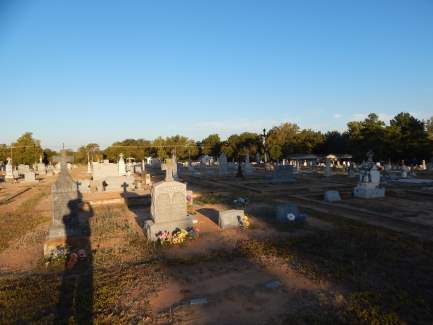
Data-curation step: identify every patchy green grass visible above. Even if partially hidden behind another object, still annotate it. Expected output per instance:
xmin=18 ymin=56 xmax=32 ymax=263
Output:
xmin=0 ymin=191 xmax=49 ymax=252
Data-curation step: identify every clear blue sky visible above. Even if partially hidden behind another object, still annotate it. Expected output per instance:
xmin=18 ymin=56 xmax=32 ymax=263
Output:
xmin=1 ymin=0 xmax=432 ymax=149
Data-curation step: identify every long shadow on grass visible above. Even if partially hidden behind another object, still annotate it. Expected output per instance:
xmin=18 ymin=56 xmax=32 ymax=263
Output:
xmin=196 ymin=207 xmax=219 ymax=225
xmin=121 ymin=183 xmax=151 ymax=229
xmin=240 ymin=210 xmax=433 ymax=324
xmin=55 ymin=193 xmax=94 ymax=324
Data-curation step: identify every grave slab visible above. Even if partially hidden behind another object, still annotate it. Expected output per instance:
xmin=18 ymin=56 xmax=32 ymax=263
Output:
xmin=218 ymin=209 xmax=245 ymax=229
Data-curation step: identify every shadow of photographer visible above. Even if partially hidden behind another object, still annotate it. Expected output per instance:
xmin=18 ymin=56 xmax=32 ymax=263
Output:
xmin=55 ymin=194 xmax=94 ymax=324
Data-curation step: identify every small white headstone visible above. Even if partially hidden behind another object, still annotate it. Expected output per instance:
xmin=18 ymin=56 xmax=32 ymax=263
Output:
xmin=118 ymin=153 xmax=126 ymax=176
xmin=24 ymin=171 xmax=37 ymax=183
xmin=218 ymin=209 xmax=244 ymax=229
xmin=5 ymin=158 xmax=13 ymax=179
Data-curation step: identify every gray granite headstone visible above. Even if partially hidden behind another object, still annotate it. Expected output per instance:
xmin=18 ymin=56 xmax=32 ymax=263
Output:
xmin=152 ymin=182 xmax=187 ymax=223
xmin=102 ymin=175 xmax=135 ymax=192
xmin=144 ymin=168 xmax=193 ymax=240
xmin=47 ymin=155 xmax=81 ymax=240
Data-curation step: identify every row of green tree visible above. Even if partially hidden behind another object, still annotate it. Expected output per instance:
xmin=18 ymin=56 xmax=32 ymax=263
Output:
xmin=1 ymin=113 xmax=433 ymax=165
xmin=206 ymin=112 xmax=433 ymax=162
xmin=0 ymin=133 xmax=57 ymax=165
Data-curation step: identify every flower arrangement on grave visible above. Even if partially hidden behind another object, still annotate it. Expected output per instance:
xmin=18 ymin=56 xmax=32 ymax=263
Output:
xmin=45 ymin=245 xmax=69 ymax=264
xmin=156 ymin=227 xmax=199 ymax=245
xmin=156 ymin=230 xmax=171 ymax=245
xmin=171 ymin=228 xmax=189 ymax=244
xmin=239 ymin=215 xmax=250 ymax=228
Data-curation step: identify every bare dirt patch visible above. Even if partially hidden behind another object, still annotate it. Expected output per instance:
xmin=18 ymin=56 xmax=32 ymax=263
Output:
xmin=150 ymin=257 xmax=332 ymax=325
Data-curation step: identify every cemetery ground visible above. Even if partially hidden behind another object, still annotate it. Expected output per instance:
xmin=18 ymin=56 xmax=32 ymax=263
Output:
xmin=0 ymin=167 xmax=433 ymax=324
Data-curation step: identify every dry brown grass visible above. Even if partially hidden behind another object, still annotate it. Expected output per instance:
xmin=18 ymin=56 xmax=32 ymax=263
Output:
xmin=1 ymin=186 xmax=432 ymax=324
xmin=0 ymin=191 xmax=49 ymax=253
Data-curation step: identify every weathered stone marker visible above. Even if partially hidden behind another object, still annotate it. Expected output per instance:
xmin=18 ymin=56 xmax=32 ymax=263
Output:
xmin=161 ymin=156 xmax=178 ymax=181
xmin=37 ymin=155 xmax=46 ymax=175
xmin=24 ymin=171 xmax=38 ymax=183
xmin=242 ymin=154 xmax=253 ymax=175
xmin=44 ymin=152 xmax=81 ymax=256
xmin=218 ymin=209 xmax=245 ymax=229
xmin=218 ymin=153 xmax=229 ymax=176
xmin=5 ymin=157 xmax=13 ymax=180
xmin=144 ymin=165 xmax=193 ymax=241
xmin=353 ymin=151 xmax=385 ymax=199
xmin=118 ymin=153 xmax=126 ymax=176
xmin=161 ymin=160 xmax=175 ymax=182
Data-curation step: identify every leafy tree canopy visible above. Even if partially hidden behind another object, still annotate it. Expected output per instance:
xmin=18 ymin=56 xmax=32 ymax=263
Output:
xmin=5 ymin=113 xmax=433 ymax=166
xmin=11 ymin=132 xmax=43 ymax=165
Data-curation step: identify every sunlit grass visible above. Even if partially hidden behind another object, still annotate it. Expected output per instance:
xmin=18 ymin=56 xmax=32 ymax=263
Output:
xmin=0 ymin=191 xmax=49 ymax=253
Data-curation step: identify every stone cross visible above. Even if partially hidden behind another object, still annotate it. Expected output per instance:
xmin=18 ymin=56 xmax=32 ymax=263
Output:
xmin=52 ymin=150 xmax=73 ymax=171
xmin=51 ymin=156 xmax=78 ymax=226
xmin=161 ymin=160 xmax=176 ymax=181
